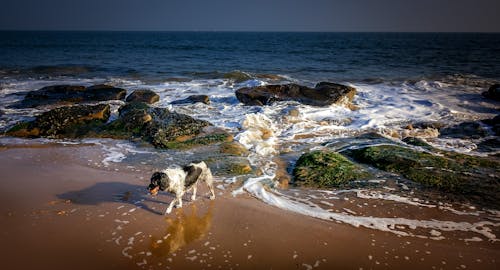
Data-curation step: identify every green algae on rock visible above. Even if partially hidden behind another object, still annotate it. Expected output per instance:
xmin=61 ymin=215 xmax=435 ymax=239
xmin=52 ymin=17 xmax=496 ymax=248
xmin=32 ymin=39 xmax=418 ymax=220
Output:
xmin=344 ymin=144 xmax=500 ymax=207
xmin=293 ymin=150 xmax=370 ymax=188
xmin=6 ymin=104 xmax=110 ymax=138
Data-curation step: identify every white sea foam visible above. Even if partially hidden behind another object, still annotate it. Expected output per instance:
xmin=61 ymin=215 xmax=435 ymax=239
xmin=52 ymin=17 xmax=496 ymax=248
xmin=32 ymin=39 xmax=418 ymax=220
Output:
xmin=236 ymin=113 xmax=278 ymax=156
xmin=236 ymin=177 xmax=500 ymax=240
xmin=355 ymin=190 xmax=436 ymax=208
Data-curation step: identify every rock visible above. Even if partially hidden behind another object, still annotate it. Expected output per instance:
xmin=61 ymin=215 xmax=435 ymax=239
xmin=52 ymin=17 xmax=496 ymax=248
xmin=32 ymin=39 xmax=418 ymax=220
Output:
xmin=476 ymin=138 xmax=500 ymax=153
xmin=205 ymin=156 xmax=253 ymax=176
xmin=102 ymin=102 xmax=152 ymax=138
xmin=171 ymin=95 xmax=210 ymax=105
xmin=145 ymin=108 xmax=212 ymax=148
xmin=439 ymin=121 xmax=488 ymax=139
xmin=12 ymin=84 xmax=126 ymax=108
xmin=482 ymin=115 xmax=500 ymax=136
xmin=293 ymin=150 xmax=370 ymax=188
xmin=6 ymin=104 xmax=110 ymax=138
xmin=219 ymin=141 xmax=248 ymax=156
xmin=273 ymin=157 xmax=291 ymax=189
xmin=126 ymin=89 xmax=160 ymax=104
xmin=402 ymin=137 xmax=433 ymax=149
xmin=482 ymin=84 xmax=500 ymax=101
xmin=287 ymin=108 xmax=300 ymax=117
xmin=255 ymin=74 xmax=285 ymax=82
xmin=223 ymin=71 xmax=252 ymax=83
xmin=344 ymin=144 xmax=500 ymax=207
xmin=84 ymin=84 xmax=127 ymax=101
xmin=412 ymin=122 xmax=446 ymax=130
xmin=235 ymin=82 xmax=356 ymax=107
xmin=227 ymin=163 xmax=253 ymax=174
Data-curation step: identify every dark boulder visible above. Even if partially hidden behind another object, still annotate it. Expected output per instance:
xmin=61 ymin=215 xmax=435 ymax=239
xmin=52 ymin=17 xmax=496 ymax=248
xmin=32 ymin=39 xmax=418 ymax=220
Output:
xmin=6 ymin=104 xmax=110 ymax=138
xmin=84 ymin=84 xmax=127 ymax=101
xmin=482 ymin=84 xmax=500 ymax=101
xmin=482 ymin=115 xmax=500 ymax=136
xmin=293 ymin=150 xmax=370 ymax=188
xmin=12 ymin=84 xmax=126 ymax=108
xmin=439 ymin=121 xmax=489 ymax=139
xmin=235 ymin=82 xmax=356 ymax=107
xmin=171 ymin=95 xmax=210 ymax=105
xmin=476 ymin=138 xmax=500 ymax=153
xmin=125 ymin=89 xmax=160 ymax=104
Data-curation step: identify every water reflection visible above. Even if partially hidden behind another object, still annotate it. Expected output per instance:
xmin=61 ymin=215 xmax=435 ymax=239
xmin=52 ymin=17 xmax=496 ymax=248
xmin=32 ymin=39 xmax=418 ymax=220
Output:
xmin=150 ymin=202 xmax=214 ymax=256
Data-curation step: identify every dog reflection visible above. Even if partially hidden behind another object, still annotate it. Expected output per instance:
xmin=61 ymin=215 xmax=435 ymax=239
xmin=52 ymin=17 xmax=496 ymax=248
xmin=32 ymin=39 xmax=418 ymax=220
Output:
xmin=150 ymin=202 xmax=213 ymax=255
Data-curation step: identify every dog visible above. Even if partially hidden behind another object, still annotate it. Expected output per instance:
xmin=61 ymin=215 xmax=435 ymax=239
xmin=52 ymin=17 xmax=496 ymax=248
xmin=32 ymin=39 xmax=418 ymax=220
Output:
xmin=148 ymin=161 xmax=215 ymax=214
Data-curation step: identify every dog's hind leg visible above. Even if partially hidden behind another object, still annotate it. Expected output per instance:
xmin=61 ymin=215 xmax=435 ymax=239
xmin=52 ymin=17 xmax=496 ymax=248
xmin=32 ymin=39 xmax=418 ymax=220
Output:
xmin=191 ymin=184 xmax=197 ymax=201
xmin=205 ymin=168 xmax=216 ymax=200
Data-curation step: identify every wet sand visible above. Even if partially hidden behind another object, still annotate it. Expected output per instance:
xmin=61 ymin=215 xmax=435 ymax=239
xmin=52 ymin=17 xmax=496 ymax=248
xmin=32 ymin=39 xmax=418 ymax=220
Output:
xmin=0 ymin=145 xmax=498 ymax=270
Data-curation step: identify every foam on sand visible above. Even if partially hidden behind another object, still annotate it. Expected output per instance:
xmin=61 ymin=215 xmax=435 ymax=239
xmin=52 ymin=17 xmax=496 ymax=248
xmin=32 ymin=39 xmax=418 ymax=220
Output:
xmin=234 ymin=176 xmax=500 ymax=241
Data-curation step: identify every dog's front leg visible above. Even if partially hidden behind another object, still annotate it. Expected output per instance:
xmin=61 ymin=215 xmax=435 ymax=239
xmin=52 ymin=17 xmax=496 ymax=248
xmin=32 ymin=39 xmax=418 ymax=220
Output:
xmin=177 ymin=191 xmax=184 ymax=209
xmin=165 ymin=197 xmax=178 ymax=214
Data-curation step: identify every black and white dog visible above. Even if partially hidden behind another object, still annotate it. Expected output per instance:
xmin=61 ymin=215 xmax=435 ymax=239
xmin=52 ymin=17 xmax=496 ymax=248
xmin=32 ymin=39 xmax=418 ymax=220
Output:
xmin=148 ymin=161 xmax=215 ymax=214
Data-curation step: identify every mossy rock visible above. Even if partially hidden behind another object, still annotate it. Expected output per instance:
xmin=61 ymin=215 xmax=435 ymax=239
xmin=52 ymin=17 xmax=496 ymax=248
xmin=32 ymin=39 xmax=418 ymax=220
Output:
xmin=205 ymin=156 xmax=253 ymax=176
xmin=344 ymin=145 xmax=500 ymax=207
xmin=219 ymin=141 xmax=248 ymax=156
xmin=293 ymin=150 xmax=370 ymax=188
xmin=6 ymin=104 xmax=110 ymax=138
xmin=145 ymin=108 xmax=211 ymax=148
xmin=100 ymin=102 xmax=152 ymax=138
xmin=402 ymin=137 xmax=433 ymax=149
xmin=159 ymin=133 xmax=231 ymax=149
xmin=227 ymin=163 xmax=253 ymax=175
xmin=6 ymin=121 xmax=40 ymax=137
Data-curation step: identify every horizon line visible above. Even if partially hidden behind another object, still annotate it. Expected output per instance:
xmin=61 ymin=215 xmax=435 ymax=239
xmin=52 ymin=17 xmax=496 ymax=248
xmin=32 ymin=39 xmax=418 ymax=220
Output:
xmin=0 ymin=29 xmax=499 ymax=34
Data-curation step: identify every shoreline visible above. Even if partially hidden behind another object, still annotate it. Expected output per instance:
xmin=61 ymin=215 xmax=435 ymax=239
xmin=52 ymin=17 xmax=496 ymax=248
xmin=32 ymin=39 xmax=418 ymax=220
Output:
xmin=0 ymin=144 xmax=498 ymax=269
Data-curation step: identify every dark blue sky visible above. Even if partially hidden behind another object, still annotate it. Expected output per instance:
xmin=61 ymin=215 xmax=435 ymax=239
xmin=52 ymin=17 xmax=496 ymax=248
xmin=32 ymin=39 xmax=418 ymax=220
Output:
xmin=0 ymin=0 xmax=499 ymax=32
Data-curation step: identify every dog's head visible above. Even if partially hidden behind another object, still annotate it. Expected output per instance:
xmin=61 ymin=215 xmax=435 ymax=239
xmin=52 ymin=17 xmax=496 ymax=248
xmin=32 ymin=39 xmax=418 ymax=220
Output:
xmin=148 ymin=171 xmax=169 ymax=196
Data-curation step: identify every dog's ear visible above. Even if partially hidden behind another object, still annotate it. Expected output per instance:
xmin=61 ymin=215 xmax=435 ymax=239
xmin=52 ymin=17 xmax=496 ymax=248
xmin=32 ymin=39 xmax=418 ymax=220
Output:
xmin=150 ymin=172 xmax=161 ymax=185
xmin=150 ymin=171 xmax=169 ymax=191
xmin=149 ymin=172 xmax=163 ymax=190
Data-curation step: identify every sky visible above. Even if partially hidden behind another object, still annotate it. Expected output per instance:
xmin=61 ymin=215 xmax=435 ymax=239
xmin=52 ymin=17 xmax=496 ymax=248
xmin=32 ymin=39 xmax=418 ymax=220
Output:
xmin=0 ymin=0 xmax=499 ymax=32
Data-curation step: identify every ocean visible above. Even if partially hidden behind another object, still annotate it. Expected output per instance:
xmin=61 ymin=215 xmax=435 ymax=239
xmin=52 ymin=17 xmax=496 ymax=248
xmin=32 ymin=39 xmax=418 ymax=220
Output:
xmin=1 ymin=31 xmax=500 ymax=81
xmin=0 ymin=31 xmax=499 ymax=240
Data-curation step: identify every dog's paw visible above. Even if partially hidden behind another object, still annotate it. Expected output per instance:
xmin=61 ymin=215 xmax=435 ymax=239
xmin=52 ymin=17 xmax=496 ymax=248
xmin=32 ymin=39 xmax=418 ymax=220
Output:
xmin=210 ymin=195 xmax=215 ymax=200
xmin=165 ymin=208 xmax=173 ymax=214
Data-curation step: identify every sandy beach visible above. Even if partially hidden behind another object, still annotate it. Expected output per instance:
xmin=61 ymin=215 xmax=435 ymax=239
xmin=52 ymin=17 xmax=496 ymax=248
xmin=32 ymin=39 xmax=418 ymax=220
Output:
xmin=0 ymin=144 xmax=498 ymax=270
